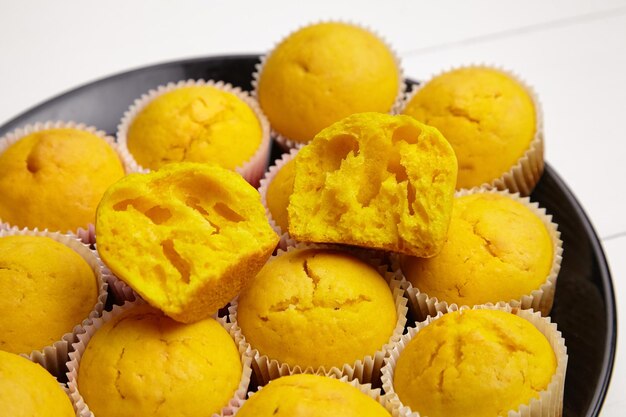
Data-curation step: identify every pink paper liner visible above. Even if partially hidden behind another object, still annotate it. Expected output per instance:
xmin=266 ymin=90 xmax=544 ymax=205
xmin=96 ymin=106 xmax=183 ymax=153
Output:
xmin=116 ymin=79 xmax=271 ymax=187
xmin=381 ymin=304 xmax=567 ymax=417
xmin=0 ymin=227 xmax=109 ymax=378
xmin=0 ymin=121 xmax=140 ymax=245
xmin=252 ymin=19 xmax=406 ymax=150
xmin=397 ymin=64 xmax=544 ymax=196
xmin=392 ymin=187 xmax=562 ymax=321
xmin=228 ymin=242 xmax=408 ymax=387
xmin=66 ymin=299 xmax=253 ymax=417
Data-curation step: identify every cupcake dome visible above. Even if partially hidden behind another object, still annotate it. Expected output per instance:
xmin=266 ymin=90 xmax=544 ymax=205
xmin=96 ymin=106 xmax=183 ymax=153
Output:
xmin=401 ymin=192 xmax=555 ymax=309
xmin=0 ymin=351 xmax=74 ymax=417
xmin=236 ymin=247 xmax=397 ymax=370
xmin=402 ymin=67 xmax=537 ymax=190
xmin=257 ymin=22 xmax=401 ymax=144
xmin=0 ymin=234 xmax=98 ymax=354
xmin=0 ymin=126 xmax=125 ymax=232
xmin=237 ymin=374 xmax=391 ymax=417
xmin=393 ymin=309 xmax=557 ymax=417
xmin=76 ymin=304 xmax=243 ymax=417
xmin=265 ymin=157 xmax=296 ymax=234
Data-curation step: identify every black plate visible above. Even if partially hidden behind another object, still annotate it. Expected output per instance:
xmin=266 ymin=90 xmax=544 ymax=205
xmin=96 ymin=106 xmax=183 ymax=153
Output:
xmin=0 ymin=55 xmax=616 ymax=417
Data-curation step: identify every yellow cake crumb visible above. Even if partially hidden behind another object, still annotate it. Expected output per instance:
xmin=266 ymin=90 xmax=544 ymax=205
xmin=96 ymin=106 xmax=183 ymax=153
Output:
xmin=288 ymin=112 xmax=457 ymax=257
xmin=266 ymin=158 xmax=296 ymax=233
xmin=96 ymin=162 xmax=279 ymax=323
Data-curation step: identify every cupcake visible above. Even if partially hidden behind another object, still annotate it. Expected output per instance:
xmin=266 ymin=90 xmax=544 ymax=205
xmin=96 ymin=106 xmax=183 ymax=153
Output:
xmin=237 ymin=374 xmax=392 ymax=417
xmin=255 ymin=21 xmax=403 ymax=147
xmin=231 ymin=245 xmax=407 ymax=385
xmin=288 ymin=112 xmax=457 ymax=258
xmin=0 ymin=228 xmax=108 ymax=377
xmin=382 ymin=307 xmax=567 ymax=417
xmin=401 ymin=66 xmax=542 ymax=195
xmin=117 ymin=80 xmax=270 ymax=186
xmin=0 ymin=350 xmax=74 ymax=417
xmin=95 ymin=162 xmax=279 ymax=323
xmin=0 ymin=122 xmax=135 ymax=241
xmin=399 ymin=188 xmax=562 ymax=319
xmin=67 ymin=302 xmax=250 ymax=417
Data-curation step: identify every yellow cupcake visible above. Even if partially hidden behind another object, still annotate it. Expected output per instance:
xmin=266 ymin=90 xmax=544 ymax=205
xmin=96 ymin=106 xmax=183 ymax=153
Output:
xmin=401 ymin=192 xmax=554 ymax=309
xmin=402 ymin=67 xmax=537 ymax=190
xmin=393 ymin=309 xmax=557 ymax=417
xmin=266 ymin=157 xmax=296 ymax=233
xmin=96 ymin=162 xmax=279 ymax=323
xmin=125 ymin=84 xmax=264 ymax=171
xmin=77 ymin=304 xmax=242 ymax=417
xmin=237 ymin=247 xmax=397 ymax=370
xmin=0 ymin=127 xmax=125 ymax=232
xmin=237 ymin=374 xmax=391 ymax=417
xmin=257 ymin=22 xmax=401 ymax=143
xmin=288 ymin=112 xmax=457 ymax=258
xmin=0 ymin=350 xmax=74 ymax=417
xmin=0 ymin=235 xmax=98 ymax=354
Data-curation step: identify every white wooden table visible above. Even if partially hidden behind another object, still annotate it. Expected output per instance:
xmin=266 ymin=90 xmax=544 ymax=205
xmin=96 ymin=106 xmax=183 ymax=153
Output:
xmin=1 ymin=1 xmax=624 ymax=415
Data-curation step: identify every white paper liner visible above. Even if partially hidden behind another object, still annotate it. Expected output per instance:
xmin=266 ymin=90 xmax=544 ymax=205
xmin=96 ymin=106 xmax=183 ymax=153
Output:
xmin=257 ymin=145 xmax=302 ymax=249
xmin=252 ymin=20 xmax=406 ymax=150
xmin=66 ymin=299 xmax=252 ymax=417
xmin=116 ymin=79 xmax=271 ymax=187
xmin=228 ymin=242 xmax=408 ymax=387
xmin=381 ymin=305 xmax=568 ymax=417
xmin=0 ymin=227 xmax=109 ymax=378
xmin=0 ymin=121 xmax=141 ymax=244
xmin=397 ymin=64 xmax=544 ymax=196
xmin=240 ymin=374 xmax=398 ymax=416
xmin=393 ymin=187 xmax=563 ymax=321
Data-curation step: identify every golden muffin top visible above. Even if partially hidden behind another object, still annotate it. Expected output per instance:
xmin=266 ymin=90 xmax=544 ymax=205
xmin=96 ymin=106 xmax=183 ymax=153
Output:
xmin=257 ymin=22 xmax=400 ymax=143
xmin=266 ymin=157 xmax=296 ymax=233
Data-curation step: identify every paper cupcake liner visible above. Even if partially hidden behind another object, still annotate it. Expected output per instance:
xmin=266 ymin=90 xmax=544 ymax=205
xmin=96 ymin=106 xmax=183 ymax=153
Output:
xmin=240 ymin=374 xmax=398 ymax=416
xmin=258 ymin=145 xmax=302 ymax=249
xmin=381 ymin=305 xmax=568 ymax=417
xmin=66 ymin=299 xmax=252 ymax=417
xmin=0 ymin=121 xmax=141 ymax=244
xmin=397 ymin=64 xmax=544 ymax=196
xmin=228 ymin=242 xmax=408 ymax=387
xmin=252 ymin=20 xmax=406 ymax=151
xmin=116 ymin=79 xmax=271 ymax=187
xmin=393 ymin=187 xmax=562 ymax=321
xmin=0 ymin=227 xmax=109 ymax=379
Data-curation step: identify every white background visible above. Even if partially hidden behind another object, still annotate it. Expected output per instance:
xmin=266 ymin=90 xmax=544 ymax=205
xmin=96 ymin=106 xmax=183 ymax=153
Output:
xmin=1 ymin=1 xmax=625 ymax=414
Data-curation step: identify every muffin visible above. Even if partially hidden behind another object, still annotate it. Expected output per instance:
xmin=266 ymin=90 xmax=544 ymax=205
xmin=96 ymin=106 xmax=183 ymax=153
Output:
xmin=382 ymin=307 xmax=567 ymax=417
xmin=237 ymin=374 xmax=392 ymax=417
xmin=0 ymin=122 xmax=131 ymax=237
xmin=401 ymin=66 xmax=542 ymax=194
xmin=255 ymin=21 xmax=402 ymax=147
xmin=118 ymin=80 xmax=270 ymax=185
xmin=288 ymin=112 xmax=457 ymax=258
xmin=0 ymin=350 xmax=74 ymax=417
xmin=233 ymin=245 xmax=406 ymax=384
xmin=95 ymin=162 xmax=279 ymax=323
xmin=0 ymin=228 xmax=107 ymax=377
xmin=258 ymin=146 xmax=300 ymax=240
xmin=68 ymin=302 xmax=249 ymax=417
xmin=400 ymin=189 xmax=562 ymax=318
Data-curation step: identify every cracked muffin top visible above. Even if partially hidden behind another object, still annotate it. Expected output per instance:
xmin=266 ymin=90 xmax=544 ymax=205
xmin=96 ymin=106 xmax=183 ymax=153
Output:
xmin=402 ymin=67 xmax=536 ymax=189
xmin=126 ymin=85 xmax=263 ymax=171
xmin=236 ymin=247 xmax=397 ymax=369
xmin=400 ymin=192 xmax=554 ymax=307
xmin=0 ymin=350 xmax=74 ymax=417
xmin=0 ymin=127 xmax=125 ymax=232
xmin=95 ymin=162 xmax=279 ymax=323
xmin=77 ymin=304 xmax=242 ymax=417
xmin=236 ymin=374 xmax=391 ymax=417
xmin=256 ymin=22 xmax=401 ymax=144
xmin=0 ymin=235 xmax=97 ymax=354
xmin=393 ymin=309 xmax=556 ymax=417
